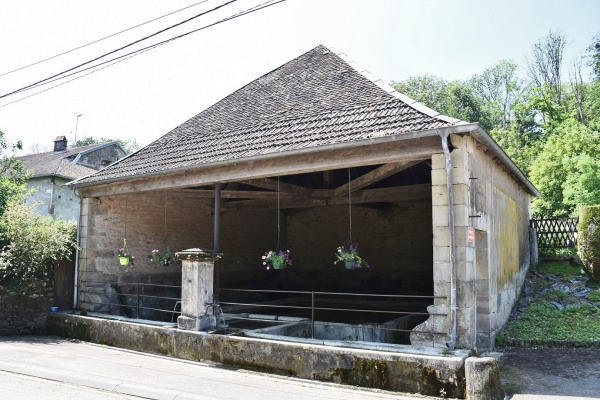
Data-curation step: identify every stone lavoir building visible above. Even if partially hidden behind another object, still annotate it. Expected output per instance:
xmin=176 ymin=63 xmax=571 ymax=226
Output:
xmin=67 ymin=45 xmax=538 ymax=365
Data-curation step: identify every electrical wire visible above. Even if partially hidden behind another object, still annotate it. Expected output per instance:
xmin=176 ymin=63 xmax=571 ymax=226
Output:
xmin=0 ymin=0 xmax=239 ymax=100
xmin=0 ymin=0 xmax=285 ymax=107
xmin=0 ymin=0 xmax=210 ymax=78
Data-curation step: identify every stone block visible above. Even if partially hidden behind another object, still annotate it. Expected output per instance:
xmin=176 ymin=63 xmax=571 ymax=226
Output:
xmin=433 ymin=261 xmax=451 ymax=283
xmin=431 ymin=153 xmax=446 ymax=170
xmin=457 ymin=259 xmax=476 ymax=283
xmin=457 ymin=281 xmax=477 ymax=309
xmin=450 ymin=146 xmax=469 ymax=167
xmin=177 ymin=315 xmax=198 ymax=331
xmin=476 ymin=314 xmax=491 ymax=332
xmin=433 ymin=246 xmax=450 ymax=263
xmin=465 ymin=357 xmax=505 ymax=400
xmin=432 ymin=205 xmax=449 ymax=227
xmin=433 ymin=227 xmax=450 ymax=247
xmin=432 ymin=185 xmax=449 ymax=206
xmin=456 ymin=306 xmax=476 ymax=348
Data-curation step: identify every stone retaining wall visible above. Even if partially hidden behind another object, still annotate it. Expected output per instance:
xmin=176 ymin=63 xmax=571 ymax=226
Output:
xmin=0 ymin=280 xmax=54 ymax=335
xmin=48 ymin=313 xmax=470 ymax=398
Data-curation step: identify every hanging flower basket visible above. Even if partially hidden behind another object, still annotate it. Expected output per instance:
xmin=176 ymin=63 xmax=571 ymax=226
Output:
xmin=335 ymin=243 xmax=370 ymax=269
xmin=115 ymin=239 xmax=134 ymax=267
xmin=150 ymin=248 xmax=174 ymax=267
xmin=263 ymin=250 xmax=292 ymax=270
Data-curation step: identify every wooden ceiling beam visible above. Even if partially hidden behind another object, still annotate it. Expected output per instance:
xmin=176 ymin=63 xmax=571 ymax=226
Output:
xmin=332 ymin=160 xmax=424 ymax=196
xmin=159 ymin=189 xmax=292 ymax=200
xmin=241 ymin=178 xmax=312 ymax=196
xmin=220 ymin=184 xmax=431 ymax=210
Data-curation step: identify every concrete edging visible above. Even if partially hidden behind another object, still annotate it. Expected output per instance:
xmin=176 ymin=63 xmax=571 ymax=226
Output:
xmin=48 ymin=313 xmax=469 ymax=397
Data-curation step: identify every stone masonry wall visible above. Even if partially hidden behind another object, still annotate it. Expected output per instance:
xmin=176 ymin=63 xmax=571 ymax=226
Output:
xmin=0 ymin=280 xmax=54 ymax=335
xmin=466 ymin=135 xmax=531 ymax=350
xmin=412 ymin=133 xmax=532 ymax=350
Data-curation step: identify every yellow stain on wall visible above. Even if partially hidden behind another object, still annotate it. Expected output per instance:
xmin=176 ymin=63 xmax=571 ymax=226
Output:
xmin=496 ymin=188 xmax=519 ymax=289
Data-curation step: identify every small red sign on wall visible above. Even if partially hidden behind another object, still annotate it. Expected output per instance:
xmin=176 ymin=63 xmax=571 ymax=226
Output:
xmin=468 ymin=227 xmax=475 ymax=243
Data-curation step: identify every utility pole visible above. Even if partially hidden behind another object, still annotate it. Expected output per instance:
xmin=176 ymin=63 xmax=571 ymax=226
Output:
xmin=75 ymin=113 xmax=83 ymax=145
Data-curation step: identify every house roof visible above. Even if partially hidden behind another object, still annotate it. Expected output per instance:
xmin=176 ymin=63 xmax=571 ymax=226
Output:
xmin=20 ymin=143 xmax=102 ymax=180
xmin=71 ymin=45 xmax=466 ymax=187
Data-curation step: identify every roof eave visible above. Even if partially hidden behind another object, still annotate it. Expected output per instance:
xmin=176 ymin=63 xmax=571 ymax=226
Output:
xmin=462 ymin=124 xmax=540 ymax=197
xmin=69 ymin=124 xmax=479 ymax=189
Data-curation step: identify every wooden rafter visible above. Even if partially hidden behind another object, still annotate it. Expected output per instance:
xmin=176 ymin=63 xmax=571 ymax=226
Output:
xmin=332 ymin=160 xmax=424 ymax=196
xmin=162 ymin=189 xmax=292 ymax=200
xmin=241 ymin=178 xmax=312 ymax=196
xmin=220 ymin=184 xmax=431 ymax=211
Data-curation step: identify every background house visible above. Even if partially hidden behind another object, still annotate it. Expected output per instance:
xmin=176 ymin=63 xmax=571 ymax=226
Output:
xmin=19 ymin=136 xmax=127 ymax=221
xmin=68 ymin=45 xmax=539 ymax=351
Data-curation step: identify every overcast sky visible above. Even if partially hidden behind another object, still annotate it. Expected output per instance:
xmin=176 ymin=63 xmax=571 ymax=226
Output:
xmin=1 ymin=0 xmax=598 ymax=154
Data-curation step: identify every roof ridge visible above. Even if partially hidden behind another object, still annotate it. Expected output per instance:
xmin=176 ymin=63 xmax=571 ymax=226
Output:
xmin=330 ymin=47 xmax=465 ymax=125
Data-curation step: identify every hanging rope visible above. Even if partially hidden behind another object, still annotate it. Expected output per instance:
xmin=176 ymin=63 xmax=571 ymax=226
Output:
xmin=124 ymin=195 xmax=128 ymax=241
xmin=163 ymin=193 xmax=168 ymax=248
xmin=348 ymin=168 xmax=353 ymax=246
xmin=123 ymin=195 xmax=129 ymax=254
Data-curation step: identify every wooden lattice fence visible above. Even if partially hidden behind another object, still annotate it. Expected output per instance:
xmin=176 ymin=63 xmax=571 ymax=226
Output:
xmin=530 ymin=217 xmax=579 ymax=249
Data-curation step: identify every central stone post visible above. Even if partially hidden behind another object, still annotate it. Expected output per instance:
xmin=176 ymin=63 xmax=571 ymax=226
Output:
xmin=175 ymin=248 xmax=222 ymax=331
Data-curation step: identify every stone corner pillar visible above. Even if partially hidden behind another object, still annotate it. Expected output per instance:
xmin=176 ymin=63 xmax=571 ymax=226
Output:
xmin=465 ymin=356 xmax=505 ymax=400
xmin=175 ymin=248 xmax=222 ymax=331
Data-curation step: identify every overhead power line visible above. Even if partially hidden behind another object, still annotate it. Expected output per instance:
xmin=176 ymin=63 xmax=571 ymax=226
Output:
xmin=0 ymin=0 xmax=210 ymax=78
xmin=0 ymin=0 xmax=239 ymax=100
xmin=0 ymin=0 xmax=286 ymax=108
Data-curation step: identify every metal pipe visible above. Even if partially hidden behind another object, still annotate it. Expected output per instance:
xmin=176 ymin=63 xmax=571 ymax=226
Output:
xmin=311 ymin=291 xmax=315 ymax=339
xmin=441 ymin=132 xmax=457 ymax=349
xmin=213 ymin=184 xmax=221 ymax=303
xmin=73 ymin=190 xmax=82 ymax=310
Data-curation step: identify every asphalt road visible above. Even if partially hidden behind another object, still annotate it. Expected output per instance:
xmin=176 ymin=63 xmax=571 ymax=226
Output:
xmin=0 ymin=336 xmax=434 ymax=400
xmin=498 ymin=347 xmax=600 ymax=399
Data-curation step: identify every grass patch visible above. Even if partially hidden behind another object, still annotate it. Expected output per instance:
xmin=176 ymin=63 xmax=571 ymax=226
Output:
xmin=588 ymin=290 xmax=600 ymax=304
xmin=535 ymin=260 xmax=582 ymax=275
xmin=539 ymin=247 xmax=577 ymax=257
xmin=505 ymin=300 xmax=600 ymax=343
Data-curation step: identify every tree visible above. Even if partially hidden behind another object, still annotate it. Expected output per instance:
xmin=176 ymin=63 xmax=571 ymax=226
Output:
xmin=525 ymin=30 xmax=567 ymax=107
xmin=529 ymin=119 xmax=600 ymax=217
xmin=0 ymin=202 xmax=76 ymax=284
xmin=391 ymin=75 xmax=452 ymax=114
xmin=469 ymin=60 xmax=522 ymax=129
xmin=563 ymin=154 xmax=600 ymax=208
xmin=0 ymin=130 xmax=28 ymax=217
xmin=75 ymin=136 xmax=141 ymax=154
xmin=587 ymin=32 xmax=600 ymax=80
xmin=391 ymin=75 xmax=494 ymax=130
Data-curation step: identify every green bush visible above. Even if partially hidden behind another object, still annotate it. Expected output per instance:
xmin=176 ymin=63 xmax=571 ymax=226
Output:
xmin=578 ymin=205 xmax=600 ymax=281
xmin=0 ymin=202 xmax=77 ymax=284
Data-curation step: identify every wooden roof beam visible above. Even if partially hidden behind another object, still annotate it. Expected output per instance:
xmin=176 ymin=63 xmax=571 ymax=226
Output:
xmin=332 ymin=160 xmax=424 ymax=196
xmin=241 ymin=178 xmax=312 ymax=196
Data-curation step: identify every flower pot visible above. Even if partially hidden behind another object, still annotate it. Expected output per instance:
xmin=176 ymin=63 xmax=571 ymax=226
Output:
xmin=119 ymin=256 xmax=130 ymax=266
xmin=272 ymin=259 xmax=286 ymax=269
xmin=344 ymin=259 xmax=357 ymax=269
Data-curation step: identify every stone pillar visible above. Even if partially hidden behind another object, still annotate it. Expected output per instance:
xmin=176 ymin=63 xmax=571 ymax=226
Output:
xmin=465 ymin=357 xmax=505 ymax=400
xmin=176 ymin=248 xmax=222 ymax=331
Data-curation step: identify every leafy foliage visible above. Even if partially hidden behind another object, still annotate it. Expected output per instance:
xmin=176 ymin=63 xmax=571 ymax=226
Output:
xmin=0 ymin=130 xmax=28 ymax=217
xmin=0 ymin=202 xmax=77 ymax=284
xmin=578 ymin=205 xmax=600 ymax=281
xmin=391 ymin=31 xmax=600 ymax=217
xmin=529 ymin=119 xmax=600 ymax=217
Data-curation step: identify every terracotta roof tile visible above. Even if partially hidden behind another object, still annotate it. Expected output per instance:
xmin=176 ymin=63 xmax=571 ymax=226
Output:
xmin=73 ymin=45 xmax=464 ymax=186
